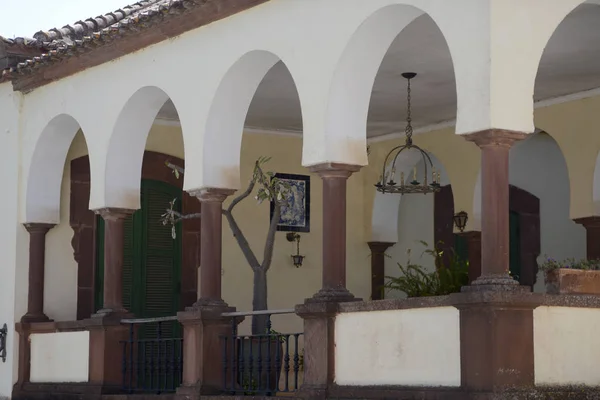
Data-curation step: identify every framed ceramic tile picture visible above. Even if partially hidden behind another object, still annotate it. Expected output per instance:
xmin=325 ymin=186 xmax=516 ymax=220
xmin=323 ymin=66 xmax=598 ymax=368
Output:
xmin=270 ymin=173 xmax=310 ymax=233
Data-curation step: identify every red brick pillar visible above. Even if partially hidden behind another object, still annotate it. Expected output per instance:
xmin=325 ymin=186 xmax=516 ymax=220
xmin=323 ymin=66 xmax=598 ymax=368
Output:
xmin=21 ymin=223 xmax=55 ymax=323
xmin=94 ymin=208 xmax=134 ymax=316
xmin=177 ymin=188 xmax=237 ymax=397
xmin=458 ymin=231 xmax=482 ymax=284
xmin=367 ymin=241 xmax=394 ymax=300
xmin=575 ymin=216 xmax=600 ymax=260
xmin=464 ymin=129 xmax=526 ymax=290
xmin=297 ymin=163 xmax=361 ymax=399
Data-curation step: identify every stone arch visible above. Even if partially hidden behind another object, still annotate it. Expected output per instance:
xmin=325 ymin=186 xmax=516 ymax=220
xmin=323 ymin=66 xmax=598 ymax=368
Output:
xmin=25 ymin=113 xmax=88 ymax=223
xmin=532 ymin=0 xmax=600 ymax=101
xmin=371 ymin=148 xmax=450 ymax=243
xmin=187 ymin=49 xmax=303 ymax=191
xmin=99 ymin=86 xmax=179 ymax=210
xmin=322 ymin=4 xmax=458 ymax=166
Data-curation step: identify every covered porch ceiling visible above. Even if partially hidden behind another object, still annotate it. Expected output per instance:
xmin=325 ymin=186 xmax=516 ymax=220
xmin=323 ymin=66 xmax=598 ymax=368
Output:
xmin=157 ymin=4 xmax=600 ymax=138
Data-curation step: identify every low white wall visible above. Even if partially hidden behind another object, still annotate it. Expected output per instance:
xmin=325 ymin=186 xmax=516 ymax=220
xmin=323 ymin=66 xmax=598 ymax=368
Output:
xmin=335 ymin=307 xmax=461 ymax=387
xmin=30 ymin=331 xmax=90 ymax=383
xmin=534 ymin=306 xmax=600 ymax=386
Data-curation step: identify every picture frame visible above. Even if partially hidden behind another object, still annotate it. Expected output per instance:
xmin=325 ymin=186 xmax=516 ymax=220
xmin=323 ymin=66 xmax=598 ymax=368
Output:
xmin=270 ymin=173 xmax=310 ymax=233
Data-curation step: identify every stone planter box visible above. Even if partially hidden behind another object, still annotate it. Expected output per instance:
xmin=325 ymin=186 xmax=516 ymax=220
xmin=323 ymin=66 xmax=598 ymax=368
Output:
xmin=545 ymin=268 xmax=600 ymax=295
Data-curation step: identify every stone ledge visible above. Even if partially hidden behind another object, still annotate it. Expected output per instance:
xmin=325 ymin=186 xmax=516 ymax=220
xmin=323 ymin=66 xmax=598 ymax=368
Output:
xmin=337 ymin=292 xmax=600 ymax=313
xmin=329 ymin=384 xmax=600 ymax=400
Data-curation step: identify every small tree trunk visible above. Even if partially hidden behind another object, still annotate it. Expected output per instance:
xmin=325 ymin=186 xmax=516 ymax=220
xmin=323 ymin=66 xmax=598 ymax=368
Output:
xmin=252 ymin=267 xmax=268 ymax=334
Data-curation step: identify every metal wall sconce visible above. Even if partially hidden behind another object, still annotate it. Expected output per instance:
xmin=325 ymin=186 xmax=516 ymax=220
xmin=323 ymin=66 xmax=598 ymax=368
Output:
xmin=286 ymin=232 xmax=305 ymax=268
xmin=0 ymin=323 xmax=7 ymax=363
xmin=453 ymin=211 xmax=469 ymax=233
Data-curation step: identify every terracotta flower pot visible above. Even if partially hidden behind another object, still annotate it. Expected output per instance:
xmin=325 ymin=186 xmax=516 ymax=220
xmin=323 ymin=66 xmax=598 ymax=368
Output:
xmin=545 ymin=268 xmax=600 ymax=295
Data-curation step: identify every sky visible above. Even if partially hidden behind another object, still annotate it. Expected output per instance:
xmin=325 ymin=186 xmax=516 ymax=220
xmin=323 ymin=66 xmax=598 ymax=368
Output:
xmin=0 ymin=0 xmax=128 ymax=38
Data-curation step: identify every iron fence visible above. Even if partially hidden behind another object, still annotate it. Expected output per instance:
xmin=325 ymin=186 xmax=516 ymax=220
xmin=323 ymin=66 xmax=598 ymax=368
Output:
xmin=221 ymin=309 xmax=303 ymax=396
xmin=120 ymin=316 xmax=183 ymax=394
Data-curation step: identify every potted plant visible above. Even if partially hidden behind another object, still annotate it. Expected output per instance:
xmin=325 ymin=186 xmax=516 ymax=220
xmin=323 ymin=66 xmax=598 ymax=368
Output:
xmin=540 ymin=257 xmax=600 ymax=295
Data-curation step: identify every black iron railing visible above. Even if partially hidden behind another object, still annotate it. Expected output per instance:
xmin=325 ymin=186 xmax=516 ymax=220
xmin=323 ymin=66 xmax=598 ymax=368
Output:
xmin=221 ymin=309 xmax=303 ymax=396
xmin=120 ymin=316 xmax=183 ymax=394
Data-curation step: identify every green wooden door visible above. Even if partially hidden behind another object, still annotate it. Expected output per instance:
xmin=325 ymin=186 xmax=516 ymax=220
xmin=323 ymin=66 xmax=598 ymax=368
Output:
xmin=509 ymin=211 xmax=521 ymax=282
xmin=95 ymin=179 xmax=182 ymax=321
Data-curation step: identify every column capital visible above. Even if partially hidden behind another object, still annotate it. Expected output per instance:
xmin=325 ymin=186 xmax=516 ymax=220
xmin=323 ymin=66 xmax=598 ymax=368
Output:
xmin=574 ymin=216 xmax=600 ymax=229
xmin=189 ymin=187 xmax=236 ymax=203
xmin=367 ymin=241 xmax=394 ymax=254
xmin=308 ymin=163 xmax=361 ymax=178
xmin=94 ymin=207 xmax=135 ymax=220
xmin=23 ymin=223 xmax=56 ymax=235
xmin=464 ymin=129 xmax=528 ymax=149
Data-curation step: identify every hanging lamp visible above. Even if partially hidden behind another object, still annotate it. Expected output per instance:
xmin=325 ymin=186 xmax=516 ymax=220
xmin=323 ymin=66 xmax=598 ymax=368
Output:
xmin=375 ymin=72 xmax=441 ymax=195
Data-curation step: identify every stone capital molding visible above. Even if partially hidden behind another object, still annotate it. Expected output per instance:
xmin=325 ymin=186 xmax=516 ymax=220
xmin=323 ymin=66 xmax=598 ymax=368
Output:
xmin=464 ymin=129 xmax=528 ymax=149
xmin=94 ymin=207 xmax=136 ymax=221
xmin=23 ymin=223 xmax=56 ymax=235
xmin=574 ymin=216 xmax=600 ymax=229
xmin=367 ymin=241 xmax=395 ymax=254
xmin=189 ymin=187 xmax=236 ymax=203
xmin=308 ymin=163 xmax=362 ymax=179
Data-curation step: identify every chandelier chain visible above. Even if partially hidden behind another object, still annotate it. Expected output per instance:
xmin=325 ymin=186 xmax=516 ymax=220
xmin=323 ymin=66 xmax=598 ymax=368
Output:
xmin=405 ymin=77 xmax=413 ymax=145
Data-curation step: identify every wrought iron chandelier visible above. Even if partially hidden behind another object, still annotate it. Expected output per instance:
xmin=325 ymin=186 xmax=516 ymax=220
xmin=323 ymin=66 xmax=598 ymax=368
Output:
xmin=375 ymin=72 xmax=441 ymax=195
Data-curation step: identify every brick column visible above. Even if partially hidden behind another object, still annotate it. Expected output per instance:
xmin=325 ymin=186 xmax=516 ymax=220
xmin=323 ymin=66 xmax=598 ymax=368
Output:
xmin=297 ymin=163 xmax=361 ymax=400
xmin=177 ymin=188 xmax=237 ymax=397
xmin=367 ymin=241 xmax=394 ymax=300
xmin=464 ymin=129 xmax=526 ymax=290
xmin=21 ymin=223 xmax=55 ymax=323
xmin=307 ymin=163 xmax=361 ymax=301
xmin=94 ymin=208 xmax=134 ymax=316
xmin=575 ymin=216 xmax=600 ymax=260
xmin=458 ymin=231 xmax=482 ymax=284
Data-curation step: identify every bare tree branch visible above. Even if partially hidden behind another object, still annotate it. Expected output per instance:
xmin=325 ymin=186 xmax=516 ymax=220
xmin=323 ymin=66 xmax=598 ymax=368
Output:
xmin=223 ymin=209 xmax=261 ymax=269
xmin=163 ymin=209 xmax=201 ymax=224
xmin=227 ymin=161 xmax=259 ymax=213
xmin=262 ymin=202 xmax=283 ymax=271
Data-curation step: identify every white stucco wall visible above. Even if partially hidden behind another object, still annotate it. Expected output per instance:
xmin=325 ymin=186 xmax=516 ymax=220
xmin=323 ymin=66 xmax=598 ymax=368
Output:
xmin=534 ymin=306 xmax=600 ymax=386
xmin=29 ymin=331 xmax=90 ymax=383
xmin=335 ymin=307 xmax=461 ymax=387
xmin=0 ymin=83 xmax=23 ymax=399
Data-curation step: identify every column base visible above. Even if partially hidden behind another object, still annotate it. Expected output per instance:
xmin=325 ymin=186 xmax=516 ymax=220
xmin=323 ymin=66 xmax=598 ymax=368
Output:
xmin=20 ymin=313 xmax=52 ymax=324
xmin=462 ymin=273 xmax=528 ymax=292
xmin=306 ymin=287 xmax=362 ymax=303
xmin=177 ymin=303 xmax=240 ymax=397
xmin=189 ymin=297 xmax=229 ymax=309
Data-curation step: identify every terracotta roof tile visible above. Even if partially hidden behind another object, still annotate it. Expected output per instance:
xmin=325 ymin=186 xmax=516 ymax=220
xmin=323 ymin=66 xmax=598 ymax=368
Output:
xmin=0 ymin=0 xmax=205 ymax=83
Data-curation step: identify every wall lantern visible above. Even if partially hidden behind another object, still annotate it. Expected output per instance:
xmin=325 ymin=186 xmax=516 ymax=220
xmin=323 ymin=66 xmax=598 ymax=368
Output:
xmin=453 ymin=211 xmax=469 ymax=233
xmin=0 ymin=323 xmax=7 ymax=363
xmin=375 ymin=72 xmax=441 ymax=195
xmin=286 ymin=232 xmax=305 ymax=268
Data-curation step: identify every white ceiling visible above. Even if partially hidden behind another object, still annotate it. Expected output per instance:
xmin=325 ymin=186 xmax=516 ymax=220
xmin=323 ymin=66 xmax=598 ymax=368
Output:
xmin=158 ymin=4 xmax=600 ymax=138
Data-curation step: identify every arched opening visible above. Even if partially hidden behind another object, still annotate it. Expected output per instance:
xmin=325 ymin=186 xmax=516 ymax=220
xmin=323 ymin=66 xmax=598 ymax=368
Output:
xmin=382 ymin=152 xmax=453 ymax=299
xmin=322 ymin=4 xmax=457 ymax=166
xmin=24 ymin=114 xmax=91 ymax=321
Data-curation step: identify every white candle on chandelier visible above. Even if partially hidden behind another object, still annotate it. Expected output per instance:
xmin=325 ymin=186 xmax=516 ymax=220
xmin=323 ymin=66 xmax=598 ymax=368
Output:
xmin=437 ymin=172 xmax=441 ymax=183
xmin=413 ymin=167 xmax=417 ymax=181
xmin=400 ymin=171 xmax=405 ymax=186
xmin=432 ymin=167 xmax=436 ymax=183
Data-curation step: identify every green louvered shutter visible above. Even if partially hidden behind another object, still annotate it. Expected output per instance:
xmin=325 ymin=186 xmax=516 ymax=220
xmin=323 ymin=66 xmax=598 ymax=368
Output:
xmin=139 ymin=179 xmax=182 ymax=320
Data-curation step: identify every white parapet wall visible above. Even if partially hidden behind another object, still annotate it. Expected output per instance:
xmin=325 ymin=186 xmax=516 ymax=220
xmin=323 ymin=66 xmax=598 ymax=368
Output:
xmin=30 ymin=331 xmax=90 ymax=383
xmin=534 ymin=306 xmax=600 ymax=386
xmin=335 ymin=307 xmax=461 ymax=387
